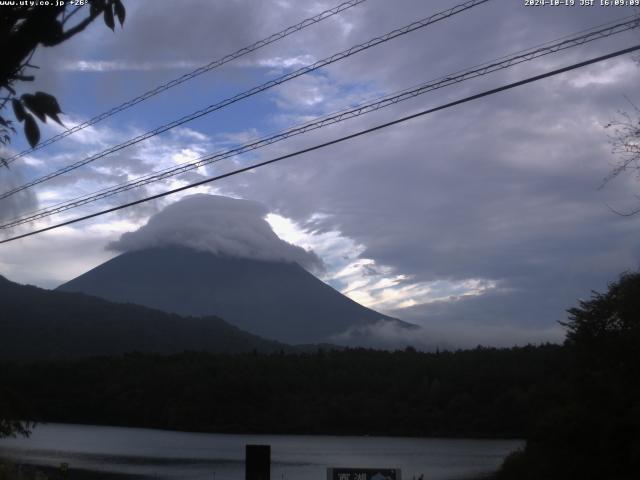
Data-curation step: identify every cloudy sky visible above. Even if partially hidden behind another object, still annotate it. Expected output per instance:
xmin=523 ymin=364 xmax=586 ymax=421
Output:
xmin=1 ymin=0 xmax=640 ymax=347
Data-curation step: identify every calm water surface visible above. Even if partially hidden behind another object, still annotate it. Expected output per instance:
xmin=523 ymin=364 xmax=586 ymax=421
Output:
xmin=0 ymin=423 xmax=522 ymax=479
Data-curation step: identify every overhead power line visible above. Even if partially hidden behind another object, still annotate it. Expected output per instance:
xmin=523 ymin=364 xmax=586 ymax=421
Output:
xmin=2 ymin=16 xmax=638 ymax=230
xmin=2 ymin=43 xmax=639 ymax=245
xmin=0 ymin=0 xmax=492 ymax=201
xmin=2 ymin=0 xmax=368 ymax=166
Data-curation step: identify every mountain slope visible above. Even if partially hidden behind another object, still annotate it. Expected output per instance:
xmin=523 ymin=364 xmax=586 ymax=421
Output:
xmin=0 ymin=275 xmax=289 ymax=361
xmin=58 ymin=246 xmax=410 ymax=344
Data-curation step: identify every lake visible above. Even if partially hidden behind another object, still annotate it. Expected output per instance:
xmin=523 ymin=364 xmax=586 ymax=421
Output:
xmin=0 ymin=423 xmax=522 ymax=479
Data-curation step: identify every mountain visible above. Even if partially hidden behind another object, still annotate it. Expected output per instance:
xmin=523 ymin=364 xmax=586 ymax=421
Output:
xmin=0 ymin=274 xmax=289 ymax=361
xmin=57 ymin=246 xmax=411 ymax=344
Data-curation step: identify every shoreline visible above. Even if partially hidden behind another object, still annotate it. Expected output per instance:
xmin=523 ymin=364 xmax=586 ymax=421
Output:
xmin=0 ymin=460 xmax=147 ymax=480
xmin=12 ymin=420 xmax=526 ymax=442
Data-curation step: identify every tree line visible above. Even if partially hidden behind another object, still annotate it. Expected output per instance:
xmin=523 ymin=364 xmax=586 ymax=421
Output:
xmin=1 ymin=344 xmax=566 ymax=439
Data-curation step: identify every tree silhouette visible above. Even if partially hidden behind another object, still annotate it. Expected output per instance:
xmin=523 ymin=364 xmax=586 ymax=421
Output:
xmin=496 ymin=272 xmax=640 ymax=480
xmin=603 ymin=103 xmax=640 ymax=215
xmin=0 ymin=0 xmax=126 ymax=165
xmin=0 ymin=387 xmax=33 ymax=438
xmin=564 ymin=271 xmax=640 ymax=351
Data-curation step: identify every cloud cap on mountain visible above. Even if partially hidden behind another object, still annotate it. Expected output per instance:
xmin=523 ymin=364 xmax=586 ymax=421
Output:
xmin=108 ymin=194 xmax=323 ymax=271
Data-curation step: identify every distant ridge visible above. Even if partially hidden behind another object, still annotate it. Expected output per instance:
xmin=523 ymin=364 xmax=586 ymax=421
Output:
xmin=0 ymin=275 xmax=290 ymax=361
xmin=58 ymin=246 xmax=413 ymax=344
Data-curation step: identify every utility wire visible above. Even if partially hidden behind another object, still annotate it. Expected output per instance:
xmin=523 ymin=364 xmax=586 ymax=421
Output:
xmin=0 ymin=0 xmax=491 ymax=201
xmin=2 ymin=16 xmax=638 ymax=229
xmin=2 ymin=43 xmax=639 ymax=245
xmin=2 ymin=0 xmax=368 ymax=165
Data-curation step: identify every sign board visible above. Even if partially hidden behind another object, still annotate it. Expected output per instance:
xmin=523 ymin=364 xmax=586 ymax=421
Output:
xmin=327 ymin=468 xmax=401 ymax=480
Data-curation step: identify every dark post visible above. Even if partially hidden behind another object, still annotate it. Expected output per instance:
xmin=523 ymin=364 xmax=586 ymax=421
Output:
xmin=246 ymin=444 xmax=270 ymax=480
xmin=59 ymin=462 xmax=69 ymax=480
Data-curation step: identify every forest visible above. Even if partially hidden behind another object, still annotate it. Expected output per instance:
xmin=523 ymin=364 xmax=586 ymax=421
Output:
xmin=0 ymin=344 xmax=565 ymax=439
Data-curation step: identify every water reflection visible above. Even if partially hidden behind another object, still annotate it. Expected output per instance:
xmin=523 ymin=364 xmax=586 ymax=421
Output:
xmin=0 ymin=423 xmax=522 ymax=479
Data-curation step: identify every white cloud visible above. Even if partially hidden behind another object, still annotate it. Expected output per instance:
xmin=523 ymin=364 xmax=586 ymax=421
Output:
xmin=332 ymin=319 xmax=564 ymax=351
xmin=256 ymin=55 xmax=316 ymax=69
xmin=272 ymin=74 xmax=337 ymax=110
xmin=59 ymin=60 xmax=205 ymax=72
xmin=0 ymin=224 xmax=120 ymax=288
xmin=0 ymin=167 xmax=39 ymax=225
xmin=108 ymin=194 xmax=324 ymax=271
xmin=266 ymin=212 xmax=498 ymax=312
xmin=568 ymin=58 xmax=637 ymax=88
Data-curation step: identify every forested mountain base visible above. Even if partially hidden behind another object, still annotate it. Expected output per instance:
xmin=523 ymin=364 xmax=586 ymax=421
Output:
xmin=0 ymin=275 xmax=290 ymax=360
xmin=1 ymin=345 xmax=565 ymax=438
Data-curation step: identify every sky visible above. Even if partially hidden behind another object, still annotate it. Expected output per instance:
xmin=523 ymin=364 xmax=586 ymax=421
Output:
xmin=1 ymin=0 xmax=640 ymax=348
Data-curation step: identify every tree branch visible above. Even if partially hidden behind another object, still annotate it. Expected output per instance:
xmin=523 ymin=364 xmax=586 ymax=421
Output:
xmin=52 ymin=9 xmax=103 ymax=45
